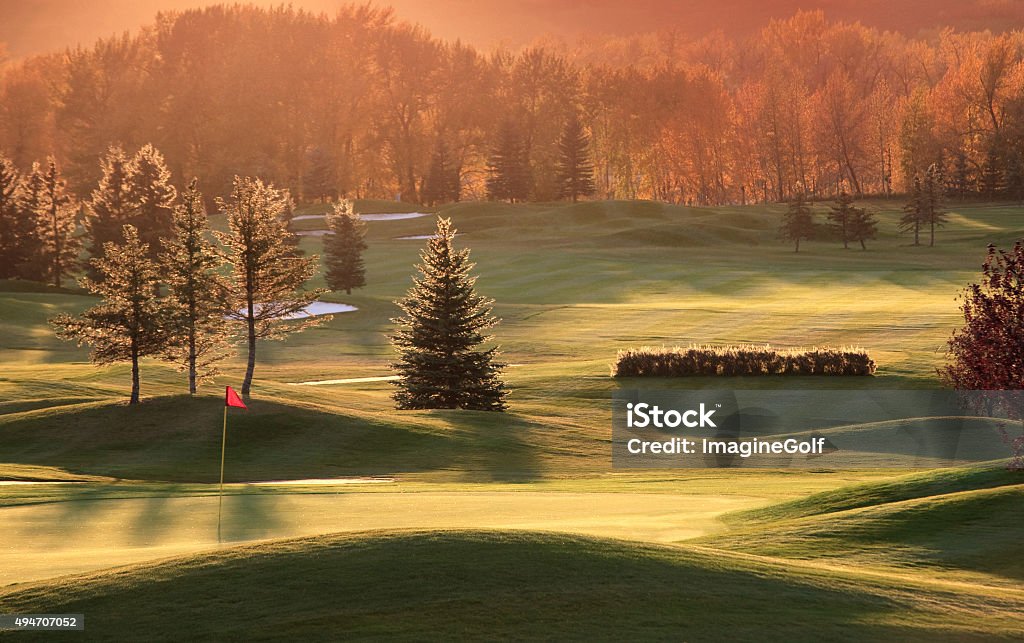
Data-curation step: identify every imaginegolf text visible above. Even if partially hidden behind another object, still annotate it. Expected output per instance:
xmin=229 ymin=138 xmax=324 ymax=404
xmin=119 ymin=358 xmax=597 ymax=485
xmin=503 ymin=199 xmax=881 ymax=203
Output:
xmin=626 ymin=437 xmax=828 ymax=458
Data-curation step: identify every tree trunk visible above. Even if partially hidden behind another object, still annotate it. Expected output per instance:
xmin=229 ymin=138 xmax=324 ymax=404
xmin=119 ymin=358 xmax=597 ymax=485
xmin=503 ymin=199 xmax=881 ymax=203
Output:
xmin=242 ymin=291 xmax=257 ymax=397
xmin=130 ymin=340 xmax=140 ymax=404
xmin=52 ymin=208 xmax=61 ymax=288
xmin=188 ymin=326 xmax=197 ymax=395
xmin=860 ymin=238 xmax=866 ymax=250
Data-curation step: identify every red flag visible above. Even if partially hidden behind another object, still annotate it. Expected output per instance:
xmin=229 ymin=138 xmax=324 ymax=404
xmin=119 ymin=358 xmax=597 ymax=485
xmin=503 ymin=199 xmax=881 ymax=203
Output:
xmin=225 ymin=386 xmax=247 ymax=409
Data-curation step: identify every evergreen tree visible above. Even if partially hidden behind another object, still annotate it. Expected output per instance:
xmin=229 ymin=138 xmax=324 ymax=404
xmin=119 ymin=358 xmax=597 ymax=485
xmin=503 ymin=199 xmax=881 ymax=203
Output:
xmin=323 ymin=199 xmax=367 ymax=295
xmin=980 ymin=145 xmax=1004 ymax=198
xmin=16 ymin=163 xmax=50 ymax=281
xmin=390 ymin=217 xmax=506 ymax=411
xmin=0 ymin=154 xmax=37 ymax=279
xmin=1005 ymin=149 xmax=1024 ymax=203
xmin=86 ymin=145 xmax=137 ymax=278
xmin=303 ymin=145 xmax=336 ymax=203
xmin=215 ymin=176 xmax=327 ymax=397
xmin=555 ymin=113 xmax=596 ymax=203
xmin=422 ymin=136 xmax=461 ymax=206
xmin=922 ymin=163 xmax=948 ymax=247
xmin=848 ymin=203 xmax=879 ymax=250
xmin=827 ymin=185 xmax=856 ymax=249
xmin=160 ymin=178 xmax=231 ymax=395
xmin=51 ymin=225 xmax=166 ymax=404
xmin=128 ymin=144 xmax=177 ymax=262
xmin=949 ymin=149 xmax=971 ymax=201
xmin=38 ymin=157 xmax=80 ymax=288
xmin=486 ymin=119 xmax=530 ymax=203
xmin=780 ymin=189 xmax=815 ymax=252
xmin=900 ymin=175 xmax=924 ymax=246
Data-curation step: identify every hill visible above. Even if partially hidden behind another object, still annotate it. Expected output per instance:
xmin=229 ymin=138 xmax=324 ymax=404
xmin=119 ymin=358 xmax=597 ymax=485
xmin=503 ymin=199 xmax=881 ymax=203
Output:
xmin=2 ymin=530 xmax=1022 ymax=641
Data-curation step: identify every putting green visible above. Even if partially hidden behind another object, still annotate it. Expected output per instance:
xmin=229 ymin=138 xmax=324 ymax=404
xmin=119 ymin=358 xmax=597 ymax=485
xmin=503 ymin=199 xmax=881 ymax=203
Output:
xmin=0 ymin=489 xmax=766 ymax=586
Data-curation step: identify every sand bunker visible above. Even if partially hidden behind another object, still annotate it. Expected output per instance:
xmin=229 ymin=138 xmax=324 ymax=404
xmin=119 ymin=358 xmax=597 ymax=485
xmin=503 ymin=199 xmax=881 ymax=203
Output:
xmin=291 ymin=375 xmax=400 ymax=386
xmin=233 ymin=302 xmax=357 ymax=320
xmin=248 ymin=477 xmax=395 ymax=485
xmin=361 ymin=212 xmax=433 ymax=221
xmin=395 ymin=233 xmax=461 ymax=240
xmin=296 ymin=229 xmax=329 ymax=236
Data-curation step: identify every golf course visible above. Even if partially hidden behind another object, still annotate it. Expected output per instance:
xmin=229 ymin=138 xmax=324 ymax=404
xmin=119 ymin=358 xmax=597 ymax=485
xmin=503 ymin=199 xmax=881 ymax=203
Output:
xmin=1 ymin=198 xmax=1023 ymax=639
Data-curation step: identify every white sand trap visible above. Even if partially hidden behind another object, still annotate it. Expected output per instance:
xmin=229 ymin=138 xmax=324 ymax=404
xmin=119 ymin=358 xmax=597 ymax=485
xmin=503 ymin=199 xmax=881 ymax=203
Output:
xmin=291 ymin=375 xmax=400 ymax=386
xmin=0 ymin=480 xmax=87 ymax=485
xmin=292 ymin=214 xmax=324 ymax=221
xmin=296 ymin=229 xmax=329 ymax=236
xmin=361 ymin=212 xmax=432 ymax=221
xmin=249 ymin=477 xmax=395 ymax=485
xmin=232 ymin=302 xmax=357 ymax=320
xmin=395 ymin=233 xmax=461 ymax=240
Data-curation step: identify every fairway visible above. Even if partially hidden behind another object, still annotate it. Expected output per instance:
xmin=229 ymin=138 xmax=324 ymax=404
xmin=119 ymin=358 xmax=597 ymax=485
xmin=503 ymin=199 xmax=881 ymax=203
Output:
xmin=0 ymin=487 xmax=768 ymax=586
xmin=2 ymin=199 xmax=1024 ymax=638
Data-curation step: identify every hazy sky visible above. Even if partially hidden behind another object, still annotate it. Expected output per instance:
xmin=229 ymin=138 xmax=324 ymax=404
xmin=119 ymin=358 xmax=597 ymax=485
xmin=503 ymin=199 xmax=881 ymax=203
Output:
xmin=3 ymin=0 xmax=1024 ymax=59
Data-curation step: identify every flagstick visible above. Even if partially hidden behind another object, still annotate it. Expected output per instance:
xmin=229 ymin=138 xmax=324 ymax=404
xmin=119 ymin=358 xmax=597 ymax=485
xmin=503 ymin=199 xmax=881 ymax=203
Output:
xmin=218 ymin=403 xmax=227 ymax=544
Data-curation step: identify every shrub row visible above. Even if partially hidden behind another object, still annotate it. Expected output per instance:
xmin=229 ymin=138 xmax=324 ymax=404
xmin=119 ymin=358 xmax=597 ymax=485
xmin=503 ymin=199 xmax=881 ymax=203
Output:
xmin=613 ymin=345 xmax=876 ymax=377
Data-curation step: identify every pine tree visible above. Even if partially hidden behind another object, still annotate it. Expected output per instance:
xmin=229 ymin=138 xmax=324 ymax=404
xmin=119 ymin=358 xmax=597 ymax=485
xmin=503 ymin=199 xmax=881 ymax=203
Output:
xmin=128 ymin=144 xmax=177 ymax=262
xmin=86 ymin=145 xmax=137 ymax=278
xmin=848 ymin=204 xmax=879 ymax=250
xmin=303 ymin=145 xmax=336 ymax=203
xmin=1005 ymin=149 xmax=1024 ymax=203
xmin=949 ymin=149 xmax=971 ymax=201
xmin=555 ymin=113 xmax=596 ymax=203
xmin=780 ymin=189 xmax=815 ymax=252
xmin=38 ymin=157 xmax=80 ymax=288
xmin=391 ymin=217 xmax=506 ymax=411
xmin=323 ymin=199 xmax=367 ymax=295
xmin=0 ymin=154 xmax=37 ymax=279
xmin=16 ymin=163 xmax=49 ymax=281
xmin=900 ymin=175 xmax=924 ymax=246
xmin=922 ymin=163 xmax=948 ymax=247
xmin=51 ymin=225 xmax=166 ymax=404
xmin=827 ymin=185 xmax=856 ymax=249
xmin=980 ymin=145 xmax=1004 ymax=198
xmin=486 ymin=119 xmax=530 ymax=203
xmin=160 ymin=178 xmax=231 ymax=395
xmin=422 ymin=136 xmax=461 ymax=206
xmin=215 ymin=176 xmax=327 ymax=397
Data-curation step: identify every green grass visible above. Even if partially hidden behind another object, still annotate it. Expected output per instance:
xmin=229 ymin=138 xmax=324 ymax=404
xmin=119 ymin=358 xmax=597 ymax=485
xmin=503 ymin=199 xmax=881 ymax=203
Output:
xmin=2 ymin=530 xmax=1022 ymax=642
xmin=3 ymin=199 xmax=1024 ymax=637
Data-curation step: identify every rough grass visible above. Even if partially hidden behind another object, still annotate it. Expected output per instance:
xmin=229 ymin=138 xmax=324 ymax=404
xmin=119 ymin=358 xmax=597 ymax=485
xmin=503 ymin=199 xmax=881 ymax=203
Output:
xmin=2 ymin=530 xmax=1022 ymax=642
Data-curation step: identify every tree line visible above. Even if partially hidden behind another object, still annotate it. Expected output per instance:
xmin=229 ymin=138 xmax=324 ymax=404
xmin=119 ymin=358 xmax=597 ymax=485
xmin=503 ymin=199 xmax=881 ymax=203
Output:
xmin=4 ymin=6 xmax=1024 ymax=207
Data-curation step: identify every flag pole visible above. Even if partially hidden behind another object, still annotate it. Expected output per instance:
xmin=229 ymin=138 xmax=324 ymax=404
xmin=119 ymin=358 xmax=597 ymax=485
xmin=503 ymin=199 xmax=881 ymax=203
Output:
xmin=218 ymin=402 xmax=227 ymax=544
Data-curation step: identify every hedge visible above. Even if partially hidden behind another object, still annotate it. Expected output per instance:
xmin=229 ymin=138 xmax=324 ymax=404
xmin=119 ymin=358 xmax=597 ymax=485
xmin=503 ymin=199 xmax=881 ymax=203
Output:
xmin=613 ymin=345 xmax=875 ymax=377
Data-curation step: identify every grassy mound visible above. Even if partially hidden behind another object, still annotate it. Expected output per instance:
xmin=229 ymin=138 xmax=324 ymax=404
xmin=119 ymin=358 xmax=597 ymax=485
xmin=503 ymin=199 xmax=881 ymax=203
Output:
xmin=725 ymin=464 xmax=1022 ymax=525
xmin=2 ymin=530 xmax=1021 ymax=641
xmin=709 ymin=484 xmax=1024 ymax=583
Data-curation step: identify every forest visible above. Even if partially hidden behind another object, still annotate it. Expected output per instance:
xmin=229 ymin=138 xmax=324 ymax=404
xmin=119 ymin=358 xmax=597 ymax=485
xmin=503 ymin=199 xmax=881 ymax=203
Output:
xmin=2 ymin=4 xmax=1024 ymax=206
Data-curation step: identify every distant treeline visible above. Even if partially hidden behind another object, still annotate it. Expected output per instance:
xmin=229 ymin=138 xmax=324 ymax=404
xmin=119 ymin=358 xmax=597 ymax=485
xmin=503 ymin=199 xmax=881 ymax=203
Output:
xmin=3 ymin=5 xmax=1024 ymax=206
xmin=614 ymin=346 xmax=877 ymax=376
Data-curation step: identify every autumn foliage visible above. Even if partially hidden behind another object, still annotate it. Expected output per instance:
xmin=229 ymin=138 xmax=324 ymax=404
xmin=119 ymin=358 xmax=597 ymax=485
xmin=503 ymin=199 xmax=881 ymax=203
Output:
xmin=614 ymin=345 xmax=876 ymax=377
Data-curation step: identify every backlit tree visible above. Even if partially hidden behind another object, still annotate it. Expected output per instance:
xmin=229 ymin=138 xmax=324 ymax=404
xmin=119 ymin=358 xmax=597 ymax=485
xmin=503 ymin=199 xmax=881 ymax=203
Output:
xmin=323 ymin=199 xmax=367 ymax=295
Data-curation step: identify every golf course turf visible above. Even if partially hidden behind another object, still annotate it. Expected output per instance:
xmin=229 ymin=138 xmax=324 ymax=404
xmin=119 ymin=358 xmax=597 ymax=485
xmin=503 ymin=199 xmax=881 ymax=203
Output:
xmin=2 ymin=199 xmax=1023 ymax=639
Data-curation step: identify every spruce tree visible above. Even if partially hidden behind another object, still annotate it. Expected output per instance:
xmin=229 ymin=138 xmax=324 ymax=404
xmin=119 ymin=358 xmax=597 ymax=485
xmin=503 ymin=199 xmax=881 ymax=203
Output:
xmin=422 ymin=137 xmax=460 ymax=206
xmin=51 ymin=225 xmax=166 ymax=404
xmin=324 ymin=199 xmax=367 ymax=295
xmin=922 ymin=163 xmax=948 ymax=247
xmin=950 ymin=150 xmax=971 ymax=201
xmin=16 ymin=163 xmax=49 ymax=281
xmin=848 ymin=203 xmax=879 ymax=250
xmin=38 ymin=157 xmax=80 ymax=288
xmin=555 ymin=113 xmax=596 ymax=203
xmin=827 ymin=186 xmax=856 ymax=249
xmin=486 ymin=119 xmax=530 ymax=203
xmin=780 ymin=190 xmax=815 ymax=252
xmin=86 ymin=145 xmax=137 ymax=278
xmin=980 ymin=146 xmax=1004 ymax=198
xmin=391 ymin=217 xmax=506 ymax=411
xmin=900 ymin=175 xmax=924 ymax=246
xmin=303 ymin=145 xmax=336 ymax=203
xmin=161 ymin=178 xmax=231 ymax=395
xmin=0 ymin=154 xmax=36 ymax=279
xmin=215 ymin=176 xmax=327 ymax=397
xmin=128 ymin=144 xmax=176 ymax=262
